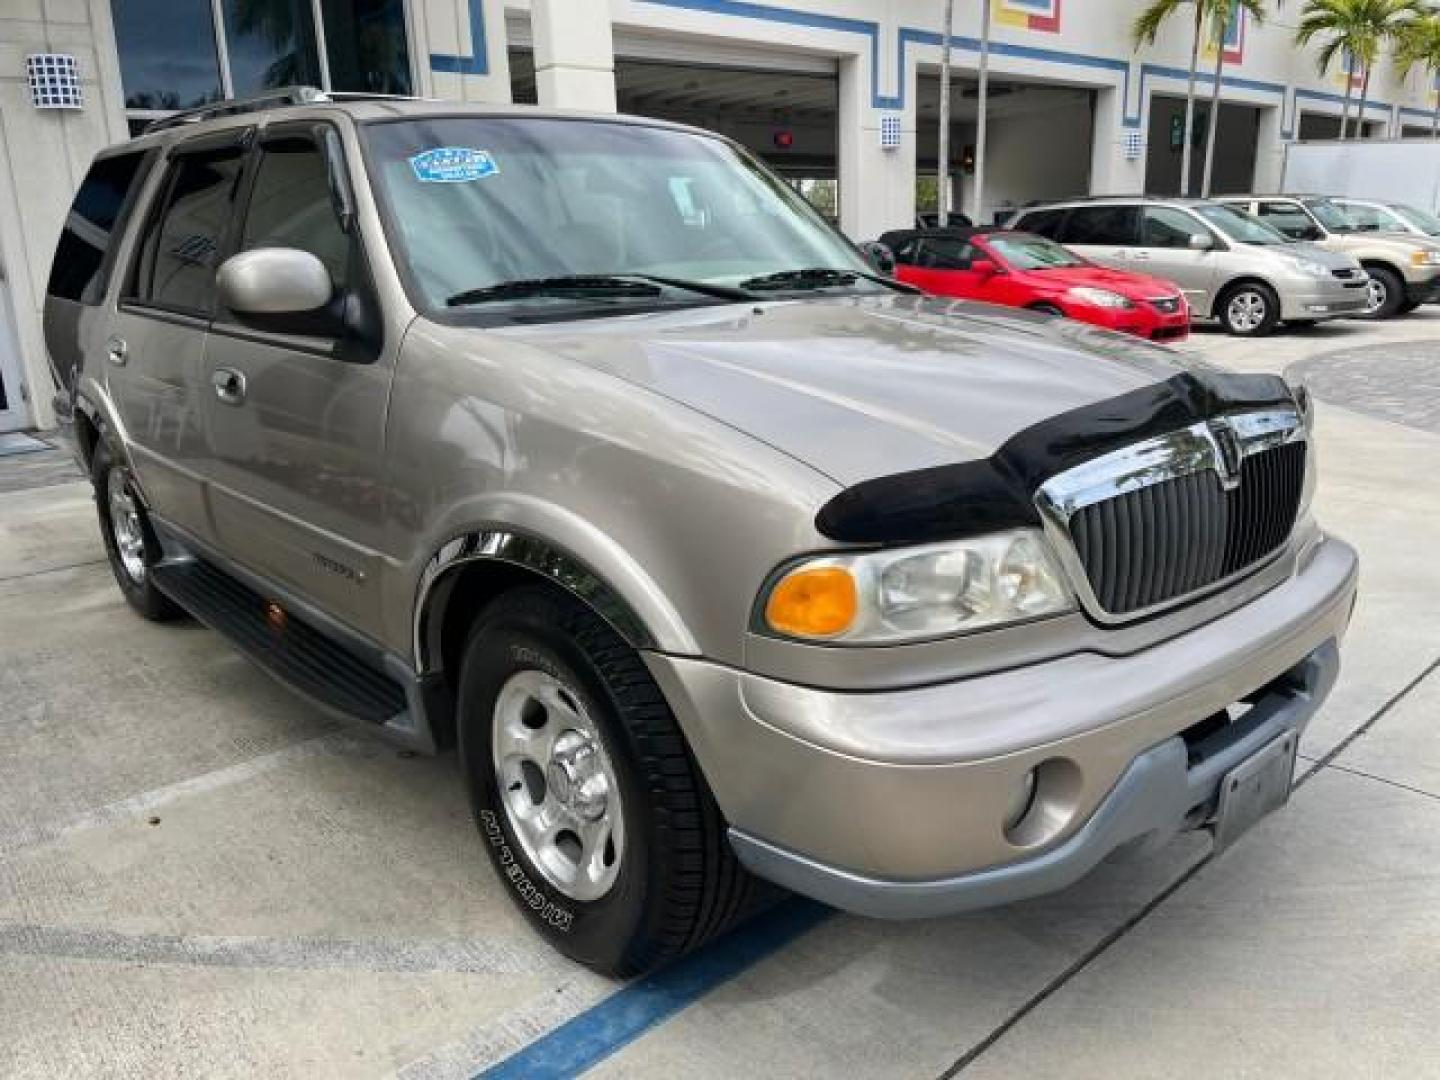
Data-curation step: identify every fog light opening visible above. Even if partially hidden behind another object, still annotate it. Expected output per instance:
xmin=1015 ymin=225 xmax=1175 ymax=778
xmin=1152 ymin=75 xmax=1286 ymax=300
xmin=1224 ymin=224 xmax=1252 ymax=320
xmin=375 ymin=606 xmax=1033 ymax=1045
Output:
xmin=1003 ymin=758 xmax=1084 ymax=848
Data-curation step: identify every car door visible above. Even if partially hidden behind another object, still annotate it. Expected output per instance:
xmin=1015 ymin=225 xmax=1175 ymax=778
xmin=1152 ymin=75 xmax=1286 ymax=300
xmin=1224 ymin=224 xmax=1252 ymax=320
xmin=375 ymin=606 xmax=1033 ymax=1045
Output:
xmin=109 ymin=129 xmax=253 ymax=544
xmin=1055 ymin=205 xmax=1140 ymax=270
xmin=907 ymin=237 xmax=987 ymax=299
xmin=200 ymin=122 xmax=392 ymax=631
xmin=1135 ymin=206 xmax=1221 ymax=313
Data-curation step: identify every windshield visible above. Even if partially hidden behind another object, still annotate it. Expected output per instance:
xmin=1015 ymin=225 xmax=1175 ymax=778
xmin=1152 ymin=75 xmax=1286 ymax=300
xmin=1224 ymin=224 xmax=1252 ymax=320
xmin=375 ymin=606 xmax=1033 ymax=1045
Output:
xmin=1302 ymin=199 xmax=1355 ymax=232
xmin=986 ymin=233 xmax=1085 ymax=270
xmin=1392 ymin=203 xmax=1440 ymax=236
xmin=362 ymin=117 xmax=876 ymax=315
xmin=1193 ymin=204 xmax=1288 ymax=245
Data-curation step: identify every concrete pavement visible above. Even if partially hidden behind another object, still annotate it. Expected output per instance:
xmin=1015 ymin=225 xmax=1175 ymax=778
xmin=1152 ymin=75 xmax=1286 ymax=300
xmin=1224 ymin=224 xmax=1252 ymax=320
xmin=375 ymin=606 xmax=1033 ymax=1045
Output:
xmin=2 ymin=312 xmax=1438 ymax=1078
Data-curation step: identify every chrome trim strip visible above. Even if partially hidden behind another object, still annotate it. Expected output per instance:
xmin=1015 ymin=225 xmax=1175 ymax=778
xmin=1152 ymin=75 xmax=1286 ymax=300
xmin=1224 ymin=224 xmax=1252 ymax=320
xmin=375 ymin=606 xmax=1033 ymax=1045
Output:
xmin=412 ymin=529 xmax=657 ymax=674
xmin=1035 ymin=408 xmax=1306 ymax=625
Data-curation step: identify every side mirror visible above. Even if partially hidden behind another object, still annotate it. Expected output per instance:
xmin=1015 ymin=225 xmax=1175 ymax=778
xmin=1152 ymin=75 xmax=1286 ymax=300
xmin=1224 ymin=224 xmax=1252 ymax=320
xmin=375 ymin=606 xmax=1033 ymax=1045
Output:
xmin=1188 ymin=232 xmax=1215 ymax=251
xmin=971 ymin=258 xmax=1000 ymax=279
xmin=857 ymin=241 xmax=896 ymax=277
xmin=216 ymin=247 xmax=338 ymax=331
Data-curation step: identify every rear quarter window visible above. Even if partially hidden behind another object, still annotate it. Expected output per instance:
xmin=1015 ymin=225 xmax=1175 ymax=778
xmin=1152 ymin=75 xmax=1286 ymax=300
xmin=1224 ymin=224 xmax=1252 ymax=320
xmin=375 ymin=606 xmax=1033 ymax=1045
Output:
xmin=1014 ymin=208 xmax=1064 ymax=239
xmin=47 ymin=150 xmax=153 ymax=304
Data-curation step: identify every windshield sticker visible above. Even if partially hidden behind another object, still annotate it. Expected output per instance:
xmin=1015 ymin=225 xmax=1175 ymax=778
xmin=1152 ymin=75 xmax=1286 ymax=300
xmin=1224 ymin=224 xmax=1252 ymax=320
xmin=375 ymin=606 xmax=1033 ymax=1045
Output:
xmin=409 ymin=147 xmax=499 ymax=183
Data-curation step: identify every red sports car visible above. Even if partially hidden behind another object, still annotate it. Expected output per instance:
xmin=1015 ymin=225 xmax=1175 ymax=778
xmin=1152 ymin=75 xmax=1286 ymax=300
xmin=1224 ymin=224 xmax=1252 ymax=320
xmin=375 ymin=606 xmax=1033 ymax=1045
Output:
xmin=879 ymin=227 xmax=1190 ymax=342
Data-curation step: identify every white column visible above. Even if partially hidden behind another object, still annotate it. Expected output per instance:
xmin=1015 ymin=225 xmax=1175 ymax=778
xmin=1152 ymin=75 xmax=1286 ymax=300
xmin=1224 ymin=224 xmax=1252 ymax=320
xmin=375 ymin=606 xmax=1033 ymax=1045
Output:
xmin=417 ymin=0 xmax=512 ymax=104
xmin=838 ymin=55 xmax=915 ymax=240
xmin=1252 ymin=103 xmax=1284 ymax=192
xmin=1088 ymin=83 xmax=1144 ymax=195
xmin=532 ymin=0 xmax=616 ymax=112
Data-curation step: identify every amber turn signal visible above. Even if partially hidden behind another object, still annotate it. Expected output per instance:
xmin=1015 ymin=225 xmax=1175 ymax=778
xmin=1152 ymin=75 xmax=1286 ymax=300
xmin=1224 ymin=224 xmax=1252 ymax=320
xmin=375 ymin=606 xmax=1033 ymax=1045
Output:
xmin=764 ymin=565 xmax=858 ymax=638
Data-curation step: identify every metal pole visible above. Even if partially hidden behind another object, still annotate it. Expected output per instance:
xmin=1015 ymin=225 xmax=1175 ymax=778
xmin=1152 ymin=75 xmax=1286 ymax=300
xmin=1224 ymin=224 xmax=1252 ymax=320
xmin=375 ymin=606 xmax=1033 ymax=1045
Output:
xmin=972 ymin=0 xmax=992 ymax=225
xmin=938 ymin=0 xmax=955 ymax=223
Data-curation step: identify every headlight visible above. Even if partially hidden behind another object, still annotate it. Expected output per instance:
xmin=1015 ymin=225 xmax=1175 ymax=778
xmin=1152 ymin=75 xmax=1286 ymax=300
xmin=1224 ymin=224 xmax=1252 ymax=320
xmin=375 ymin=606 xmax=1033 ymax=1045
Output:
xmin=1296 ymin=259 xmax=1332 ymax=278
xmin=760 ymin=530 xmax=1075 ymax=644
xmin=1066 ymin=286 xmax=1134 ymax=309
xmin=1410 ymin=249 xmax=1440 ymax=267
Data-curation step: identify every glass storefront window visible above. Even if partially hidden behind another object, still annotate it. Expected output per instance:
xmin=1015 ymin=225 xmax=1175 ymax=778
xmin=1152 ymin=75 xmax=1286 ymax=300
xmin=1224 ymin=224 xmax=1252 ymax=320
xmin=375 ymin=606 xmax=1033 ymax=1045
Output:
xmin=112 ymin=0 xmax=222 ymax=110
xmin=322 ymin=0 xmax=413 ymax=95
xmin=223 ymin=0 xmax=323 ymax=96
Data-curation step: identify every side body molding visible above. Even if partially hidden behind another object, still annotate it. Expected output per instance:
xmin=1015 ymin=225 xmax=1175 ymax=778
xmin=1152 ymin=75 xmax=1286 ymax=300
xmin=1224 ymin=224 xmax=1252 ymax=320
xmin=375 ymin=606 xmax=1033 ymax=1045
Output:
xmin=413 ymin=529 xmax=665 ymax=674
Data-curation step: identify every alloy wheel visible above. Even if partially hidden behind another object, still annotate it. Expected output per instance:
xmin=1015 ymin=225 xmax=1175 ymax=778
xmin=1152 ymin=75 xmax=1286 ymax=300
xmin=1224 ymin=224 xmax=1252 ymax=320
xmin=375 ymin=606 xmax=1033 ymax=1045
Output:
xmin=1226 ymin=290 xmax=1267 ymax=333
xmin=106 ymin=466 xmax=148 ymax=585
xmin=491 ymin=669 xmax=624 ymax=902
xmin=1365 ymin=276 xmax=1387 ymax=315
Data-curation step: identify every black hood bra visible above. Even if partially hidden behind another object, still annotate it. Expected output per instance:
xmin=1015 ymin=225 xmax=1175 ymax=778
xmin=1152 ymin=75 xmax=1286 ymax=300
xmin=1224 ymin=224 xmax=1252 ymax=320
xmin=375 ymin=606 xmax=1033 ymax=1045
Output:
xmin=814 ymin=371 xmax=1300 ymax=545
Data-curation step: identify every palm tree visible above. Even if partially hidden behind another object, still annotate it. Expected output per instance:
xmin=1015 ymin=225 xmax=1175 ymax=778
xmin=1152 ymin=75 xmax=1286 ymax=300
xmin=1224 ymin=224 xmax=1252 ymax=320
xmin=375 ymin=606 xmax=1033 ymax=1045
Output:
xmin=1133 ymin=0 xmax=1210 ymax=195
xmin=1296 ymin=0 xmax=1426 ymax=140
xmin=1200 ymin=0 xmax=1269 ymax=196
xmin=1396 ymin=12 xmax=1440 ymax=137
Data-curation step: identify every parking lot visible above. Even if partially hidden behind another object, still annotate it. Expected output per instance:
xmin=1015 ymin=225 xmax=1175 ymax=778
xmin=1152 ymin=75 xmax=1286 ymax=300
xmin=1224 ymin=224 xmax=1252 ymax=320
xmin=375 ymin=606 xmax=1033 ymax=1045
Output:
xmin=2 ymin=312 xmax=1439 ymax=1079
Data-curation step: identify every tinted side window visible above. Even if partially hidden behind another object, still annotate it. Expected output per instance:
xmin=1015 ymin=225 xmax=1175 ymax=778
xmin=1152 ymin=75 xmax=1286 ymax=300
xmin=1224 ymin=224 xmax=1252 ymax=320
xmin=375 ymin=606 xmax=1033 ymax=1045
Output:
xmin=890 ymin=238 xmax=920 ymax=264
xmin=48 ymin=151 xmax=151 ymax=304
xmin=239 ymin=134 xmax=350 ymax=289
xmin=1255 ymin=201 xmax=1320 ymax=241
xmin=1016 ymin=208 xmax=1064 ymax=238
xmin=1059 ymin=206 xmax=1138 ymax=246
xmin=1335 ymin=202 xmax=1392 ymax=232
xmin=133 ymin=146 xmax=247 ymax=313
xmin=919 ymin=238 xmax=975 ymax=268
xmin=1141 ymin=207 xmax=1203 ymax=248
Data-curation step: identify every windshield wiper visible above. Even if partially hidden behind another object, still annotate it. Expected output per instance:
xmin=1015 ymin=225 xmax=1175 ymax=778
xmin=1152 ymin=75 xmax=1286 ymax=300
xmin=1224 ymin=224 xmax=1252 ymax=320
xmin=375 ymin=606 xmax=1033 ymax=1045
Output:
xmin=446 ymin=275 xmax=663 ymax=308
xmin=738 ymin=266 xmax=919 ymax=294
xmin=446 ymin=273 xmax=755 ymax=308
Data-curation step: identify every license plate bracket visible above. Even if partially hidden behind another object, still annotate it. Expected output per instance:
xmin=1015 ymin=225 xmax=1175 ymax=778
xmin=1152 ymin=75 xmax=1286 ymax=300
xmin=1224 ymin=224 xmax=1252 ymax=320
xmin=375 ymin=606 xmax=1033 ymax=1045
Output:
xmin=1211 ymin=730 xmax=1299 ymax=851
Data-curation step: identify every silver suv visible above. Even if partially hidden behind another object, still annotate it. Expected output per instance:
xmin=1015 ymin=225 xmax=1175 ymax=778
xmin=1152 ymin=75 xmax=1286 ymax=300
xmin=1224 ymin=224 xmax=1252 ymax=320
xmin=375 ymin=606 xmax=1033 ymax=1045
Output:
xmin=1215 ymin=195 xmax=1440 ymax=318
xmin=1014 ymin=197 xmax=1369 ymax=335
xmin=44 ymin=92 xmax=1358 ymax=975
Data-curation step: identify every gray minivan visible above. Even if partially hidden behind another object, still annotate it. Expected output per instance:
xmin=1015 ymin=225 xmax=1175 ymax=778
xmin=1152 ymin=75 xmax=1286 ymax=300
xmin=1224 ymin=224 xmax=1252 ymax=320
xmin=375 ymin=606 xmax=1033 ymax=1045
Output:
xmin=1014 ymin=197 xmax=1368 ymax=335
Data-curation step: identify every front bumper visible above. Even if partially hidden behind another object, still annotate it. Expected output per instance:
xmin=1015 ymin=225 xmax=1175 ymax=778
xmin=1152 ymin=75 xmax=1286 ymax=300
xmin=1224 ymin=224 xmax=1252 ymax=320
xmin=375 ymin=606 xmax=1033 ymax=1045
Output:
xmin=1403 ymin=276 xmax=1440 ymax=304
xmin=645 ymin=535 xmax=1358 ymax=917
xmin=1278 ymin=284 xmax=1369 ymax=320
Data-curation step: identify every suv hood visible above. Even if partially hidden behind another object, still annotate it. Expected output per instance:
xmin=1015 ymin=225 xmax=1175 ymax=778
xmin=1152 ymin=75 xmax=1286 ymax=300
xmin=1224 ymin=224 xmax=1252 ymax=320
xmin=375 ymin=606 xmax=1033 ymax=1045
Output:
xmin=499 ymin=294 xmax=1290 ymax=489
xmin=1281 ymin=242 xmax=1362 ymax=269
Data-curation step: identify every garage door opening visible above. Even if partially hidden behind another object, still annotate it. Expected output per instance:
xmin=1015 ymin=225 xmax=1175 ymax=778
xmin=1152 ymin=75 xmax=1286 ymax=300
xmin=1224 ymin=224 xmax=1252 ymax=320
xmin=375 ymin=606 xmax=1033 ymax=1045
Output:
xmin=916 ymin=72 xmax=1095 ymax=226
xmin=1145 ymin=96 xmax=1261 ymax=195
xmin=1297 ymin=112 xmax=1385 ymax=140
xmin=509 ymin=45 xmax=840 ymax=220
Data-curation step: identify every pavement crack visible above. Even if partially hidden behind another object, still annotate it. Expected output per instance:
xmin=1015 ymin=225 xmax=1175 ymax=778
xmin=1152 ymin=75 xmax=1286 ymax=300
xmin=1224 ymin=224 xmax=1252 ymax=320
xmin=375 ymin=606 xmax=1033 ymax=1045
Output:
xmin=1306 ymin=761 xmax=1440 ymax=803
xmin=936 ymin=652 xmax=1440 ymax=1077
xmin=1294 ymin=654 xmax=1440 ymax=790
xmin=0 ymin=558 xmax=106 ymax=583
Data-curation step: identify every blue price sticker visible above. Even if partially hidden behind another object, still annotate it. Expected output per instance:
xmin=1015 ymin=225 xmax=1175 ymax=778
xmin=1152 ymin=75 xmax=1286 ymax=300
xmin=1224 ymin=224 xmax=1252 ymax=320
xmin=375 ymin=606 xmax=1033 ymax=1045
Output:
xmin=409 ymin=147 xmax=499 ymax=183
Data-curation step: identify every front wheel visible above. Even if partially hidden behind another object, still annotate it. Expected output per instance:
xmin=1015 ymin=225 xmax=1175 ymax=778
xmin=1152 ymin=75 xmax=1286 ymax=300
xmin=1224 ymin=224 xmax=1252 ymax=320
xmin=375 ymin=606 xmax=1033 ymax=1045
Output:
xmin=457 ymin=585 xmax=764 ymax=976
xmin=1218 ymin=282 xmax=1280 ymax=337
xmin=1361 ymin=266 xmax=1405 ymax=319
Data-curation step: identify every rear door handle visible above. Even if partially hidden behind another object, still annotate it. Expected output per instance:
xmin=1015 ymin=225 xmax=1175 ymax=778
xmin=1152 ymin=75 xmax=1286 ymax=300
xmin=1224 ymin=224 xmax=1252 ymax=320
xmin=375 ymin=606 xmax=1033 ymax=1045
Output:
xmin=106 ymin=337 xmax=127 ymax=366
xmin=212 ymin=367 xmax=246 ymax=406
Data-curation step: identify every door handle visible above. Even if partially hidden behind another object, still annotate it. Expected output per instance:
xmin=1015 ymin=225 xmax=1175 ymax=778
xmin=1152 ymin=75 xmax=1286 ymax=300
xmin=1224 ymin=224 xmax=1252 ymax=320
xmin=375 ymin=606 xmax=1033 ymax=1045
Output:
xmin=106 ymin=337 xmax=127 ymax=366
xmin=211 ymin=367 xmax=246 ymax=406
xmin=1130 ymin=251 xmax=1150 ymax=261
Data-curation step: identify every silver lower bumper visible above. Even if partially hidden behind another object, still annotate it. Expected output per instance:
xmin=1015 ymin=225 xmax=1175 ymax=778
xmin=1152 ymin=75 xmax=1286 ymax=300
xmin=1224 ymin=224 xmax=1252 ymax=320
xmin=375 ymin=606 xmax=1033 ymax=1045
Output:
xmin=727 ymin=640 xmax=1337 ymax=919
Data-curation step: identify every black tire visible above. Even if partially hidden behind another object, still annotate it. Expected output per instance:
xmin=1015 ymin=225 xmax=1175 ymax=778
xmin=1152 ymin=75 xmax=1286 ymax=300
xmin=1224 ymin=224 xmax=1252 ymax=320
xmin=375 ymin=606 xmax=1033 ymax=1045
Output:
xmin=1217 ymin=281 xmax=1280 ymax=337
xmin=1396 ymin=299 xmax=1422 ymax=315
xmin=1361 ymin=266 xmax=1405 ymax=319
xmin=1286 ymin=319 xmax=1319 ymax=329
xmin=457 ymin=585 xmax=764 ymax=976
xmin=92 ymin=441 xmax=184 ymax=622
xmin=1029 ymin=302 xmax=1064 ymax=318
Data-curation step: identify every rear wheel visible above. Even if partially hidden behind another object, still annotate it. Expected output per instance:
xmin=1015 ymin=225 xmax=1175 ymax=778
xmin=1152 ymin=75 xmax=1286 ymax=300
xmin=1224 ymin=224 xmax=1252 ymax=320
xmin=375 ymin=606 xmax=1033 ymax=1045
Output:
xmin=1396 ymin=299 xmax=1422 ymax=316
xmin=456 ymin=585 xmax=764 ymax=976
xmin=1218 ymin=282 xmax=1280 ymax=337
xmin=92 ymin=441 xmax=183 ymax=622
xmin=1361 ymin=266 xmax=1404 ymax=319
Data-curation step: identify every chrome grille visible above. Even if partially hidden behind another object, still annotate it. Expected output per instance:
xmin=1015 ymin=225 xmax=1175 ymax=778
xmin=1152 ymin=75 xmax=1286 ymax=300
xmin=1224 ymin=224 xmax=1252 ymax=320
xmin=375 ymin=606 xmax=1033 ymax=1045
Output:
xmin=1036 ymin=410 xmax=1307 ymax=622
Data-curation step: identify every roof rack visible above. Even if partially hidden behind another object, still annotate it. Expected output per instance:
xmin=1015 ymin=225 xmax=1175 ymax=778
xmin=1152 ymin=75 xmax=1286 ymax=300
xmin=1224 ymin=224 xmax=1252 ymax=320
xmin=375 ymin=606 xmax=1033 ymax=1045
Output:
xmin=144 ymin=86 xmax=326 ymax=133
xmin=141 ymin=87 xmax=426 ymax=134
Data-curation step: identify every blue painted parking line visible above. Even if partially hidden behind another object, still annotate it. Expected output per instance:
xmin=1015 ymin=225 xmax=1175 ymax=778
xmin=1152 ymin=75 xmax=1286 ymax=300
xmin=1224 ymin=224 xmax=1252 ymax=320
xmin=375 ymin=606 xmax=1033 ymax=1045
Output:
xmin=477 ymin=899 xmax=833 ymax=1079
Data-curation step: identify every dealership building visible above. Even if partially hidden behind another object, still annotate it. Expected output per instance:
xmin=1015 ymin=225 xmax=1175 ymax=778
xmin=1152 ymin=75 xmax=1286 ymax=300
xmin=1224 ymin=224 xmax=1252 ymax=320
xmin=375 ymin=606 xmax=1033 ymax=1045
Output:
xmin=2 ymin=0 xmax=1439 ymax=432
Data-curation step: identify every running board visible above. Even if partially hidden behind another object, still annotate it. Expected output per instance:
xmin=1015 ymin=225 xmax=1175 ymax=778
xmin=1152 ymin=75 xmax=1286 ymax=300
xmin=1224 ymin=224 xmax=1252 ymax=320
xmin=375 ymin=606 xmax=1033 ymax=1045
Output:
xmin=150 ymin=557 xmax=441 ymax=754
